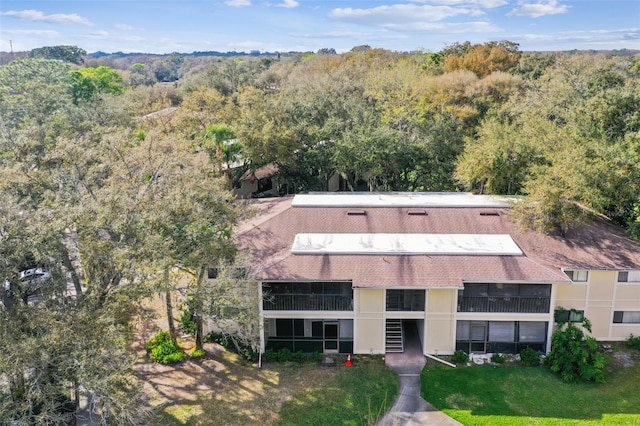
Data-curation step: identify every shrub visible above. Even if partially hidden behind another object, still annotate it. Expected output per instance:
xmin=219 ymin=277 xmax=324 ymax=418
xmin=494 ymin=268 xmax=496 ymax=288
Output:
xmin=626 ymin=334 xmax=640 ymax=350
xmin=544 ymin=319 xmax=606 ymax=383
xmin=491 ymin=353 xmax=506 ymax=364
xmin=519 ymin=347 xmax=541 ymax=367
xmin=451 ymin=350 xmax=469 ymax=365
xmin=191 ymin=347 xmax=206 ymax=359
xmin=146 ymin=330 xmax=185 ymax=364
xmin=179 ymin=299 xmax=197 ymax=336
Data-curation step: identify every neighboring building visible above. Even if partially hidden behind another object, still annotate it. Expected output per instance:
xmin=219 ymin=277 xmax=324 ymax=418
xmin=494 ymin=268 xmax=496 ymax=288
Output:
xmin=234 ymin=192 xmax=640 ymax=356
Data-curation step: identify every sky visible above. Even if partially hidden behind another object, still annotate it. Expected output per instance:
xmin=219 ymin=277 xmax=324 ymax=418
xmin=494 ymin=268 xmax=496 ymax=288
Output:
xmin=1 ymin=0 xmax=638 ymax=54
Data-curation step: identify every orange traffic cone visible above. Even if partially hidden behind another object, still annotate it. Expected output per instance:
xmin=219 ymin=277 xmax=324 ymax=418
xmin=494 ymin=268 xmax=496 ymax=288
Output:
xmin=345 ymin=354 xmax=352 ymax=367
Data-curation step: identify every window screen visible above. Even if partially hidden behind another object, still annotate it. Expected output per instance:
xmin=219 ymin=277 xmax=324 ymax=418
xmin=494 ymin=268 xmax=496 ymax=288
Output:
xmin=489 ymin=322 xmax=515 ymax=342
xmin=456 ymin=321 xmax=470 ymax=340
xmin=519 ymin=322 xmax=546 ymax=342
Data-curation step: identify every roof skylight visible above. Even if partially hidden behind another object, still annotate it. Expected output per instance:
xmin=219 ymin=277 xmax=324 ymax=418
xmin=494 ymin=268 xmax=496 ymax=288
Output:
xmin=291 ymin=233 xmax=523 ymax=256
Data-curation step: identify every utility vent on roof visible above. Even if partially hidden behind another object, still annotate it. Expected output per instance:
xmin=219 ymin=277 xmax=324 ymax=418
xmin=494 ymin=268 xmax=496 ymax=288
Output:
xmin=407 ymin=210 xmax=427 ymax=216
xmin=347 ymin=210 xmax=367 ymax=216
xmin=480 ymin=211 xmax=500 ymax=216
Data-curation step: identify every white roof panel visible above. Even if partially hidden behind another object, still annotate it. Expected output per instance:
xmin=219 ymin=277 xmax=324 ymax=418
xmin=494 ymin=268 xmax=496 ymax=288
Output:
xmin=292 ymin=192 xmax=512 ymax=208
xmin=291 ymin=233 xmax=523 ymax=256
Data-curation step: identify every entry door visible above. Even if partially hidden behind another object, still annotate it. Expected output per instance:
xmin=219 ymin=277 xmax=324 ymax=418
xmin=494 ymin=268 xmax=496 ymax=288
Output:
xmin=470 ymin=323 xmax=487 ymax=353
xmin=324 ymin=322 xmax=339 ymax=353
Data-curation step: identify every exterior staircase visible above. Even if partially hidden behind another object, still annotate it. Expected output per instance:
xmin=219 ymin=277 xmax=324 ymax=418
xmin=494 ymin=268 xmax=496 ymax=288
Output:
xmin=385 ymin=319 xmax=404 ymax=353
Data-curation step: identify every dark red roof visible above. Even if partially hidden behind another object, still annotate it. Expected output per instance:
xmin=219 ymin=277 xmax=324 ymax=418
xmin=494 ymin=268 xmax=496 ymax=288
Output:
xmin=235 ymin=195 xmax=640 ymax=288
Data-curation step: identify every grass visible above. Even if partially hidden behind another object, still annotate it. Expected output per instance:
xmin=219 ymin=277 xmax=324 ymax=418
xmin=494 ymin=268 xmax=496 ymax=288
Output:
xmin=422 ymin=361 xmax=640 ymax=425
xmin=150 ymin=354 xmax=398 ymax=426
xmin=276 ymin=356 xmax=398 ymax=426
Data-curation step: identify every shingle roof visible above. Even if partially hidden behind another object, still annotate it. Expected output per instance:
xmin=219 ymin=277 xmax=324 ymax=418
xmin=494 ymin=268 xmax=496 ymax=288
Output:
xmin=235 ymin=194 xmax=640 ymax=288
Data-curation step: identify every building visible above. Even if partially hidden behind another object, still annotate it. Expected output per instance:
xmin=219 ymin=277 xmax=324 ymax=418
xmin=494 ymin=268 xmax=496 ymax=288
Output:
xmin=235 ymin=192 xmax=640 ymax=356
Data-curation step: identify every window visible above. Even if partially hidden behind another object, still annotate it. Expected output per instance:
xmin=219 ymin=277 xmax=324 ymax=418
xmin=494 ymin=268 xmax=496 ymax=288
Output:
xmin=569 ymin=309 xmax=584 ymax=323
xmin=386 ymin=290 xmax=425 ymax=311
xmin=489 ymin=321 xmax=515 ymax=342
xmin=519 ymin=322 xmax=547 ymax=343
xmin=618 ymin=271 xmax=640 ymax=282
xmin=613 ymin=311 xmax=640 ymax=324
xmin=564 ymin=270 xmax=588 ymax=282
xmin=456 ymin=320 xmax=548 ymax=354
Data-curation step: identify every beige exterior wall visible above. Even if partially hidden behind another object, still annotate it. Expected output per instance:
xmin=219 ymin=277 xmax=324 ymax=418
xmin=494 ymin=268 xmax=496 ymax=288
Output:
xmin=425 ymin=289 xmax=456 ymax=355
xmin=555 ymin=270 xmax=640 ymax=341
xmin=354 ymin=288 xmax=385 ymax=354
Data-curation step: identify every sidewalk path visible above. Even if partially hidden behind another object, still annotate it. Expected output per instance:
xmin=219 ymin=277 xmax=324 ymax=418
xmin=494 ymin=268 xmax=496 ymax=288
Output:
xmin=376 ymin=321 xmax=463 ymax=426
xmin=375 ymin=359 xmax=463 ymax=426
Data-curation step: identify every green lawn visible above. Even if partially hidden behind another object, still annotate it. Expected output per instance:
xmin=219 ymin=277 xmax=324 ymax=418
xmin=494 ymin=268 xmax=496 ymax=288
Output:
xmin=422 ymin=362 xmax=640 ymax=425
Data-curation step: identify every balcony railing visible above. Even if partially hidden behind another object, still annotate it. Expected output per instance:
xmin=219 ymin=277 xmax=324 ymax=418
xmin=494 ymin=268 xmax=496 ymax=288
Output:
xmin=263 ymin=294 xmax=353 ymax=311
xmin=457 ymin=296 xmax=550 ymax=313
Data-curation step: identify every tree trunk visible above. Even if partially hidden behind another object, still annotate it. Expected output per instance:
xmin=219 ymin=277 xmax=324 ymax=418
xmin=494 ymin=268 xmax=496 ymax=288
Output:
xmin=58 ymin=242 xmax=83 ymax=301
xmin=72 ymin=377 xmax=79 ymax=426
xmin=164 ymin=268 xmax=177 ymax=344
xmin=194 ymin=265 xmax=206 ymax=351
xmin=195 ymin=312 xmax=204 ymax=351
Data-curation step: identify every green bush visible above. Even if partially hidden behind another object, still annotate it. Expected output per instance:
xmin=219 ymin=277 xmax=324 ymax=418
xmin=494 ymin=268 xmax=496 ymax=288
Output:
xmin=263 ymin=348 xmax=323 ymax=363
xmin=519 ymin=347 xmax=541 ymax=367
xmin=491 ymin=353 xmax=506 ymax=364
xmin=451 ymin=350 xmax=469 ymax=365
xmin=179 ymin=299 xmax=197 ymax=336
xmin=146 ymin=330 xmax=185 ymax=364
xmin=626 ymin=334 xmax=640 ymax=350
xmin=544 ymin=319 xmax=606 ymax=383
xmin=191 ymin=347 xmax=206 ymax=359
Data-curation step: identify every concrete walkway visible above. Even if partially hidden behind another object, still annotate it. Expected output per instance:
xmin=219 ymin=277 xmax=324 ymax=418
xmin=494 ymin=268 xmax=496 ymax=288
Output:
xmin=376 ymin=322 xmax=462 ymax=426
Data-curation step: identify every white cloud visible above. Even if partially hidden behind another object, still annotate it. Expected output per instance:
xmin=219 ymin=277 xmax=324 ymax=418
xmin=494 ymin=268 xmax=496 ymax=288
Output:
xmin=397 ymin=20 xmax=500 ymax=33
xmin=410 ymin=0 xmax=507 ymax=7
xmin=90 ymin=30 xmax=110 ymax=37
xmin=3 ymin=29 xmax=60 ymax=37
xmin=225 ymin=0 xmax=252 ymax=6
xmin=113 ymin=23 xmax=136 ymax=31
xmin=290 ymin=31 xmax=377 ymax=39
xmin=518 ymin=28 xmax=640 ymax=43
xmin=0 ymin=9 xmax=92 ymax=26
xmin=275 ymin=0 xmax=299 ymax=8
xmin=508 ymin=1 xmax=569 ymax=18
xmin=330 ymin=4 xmax=474 ymax=25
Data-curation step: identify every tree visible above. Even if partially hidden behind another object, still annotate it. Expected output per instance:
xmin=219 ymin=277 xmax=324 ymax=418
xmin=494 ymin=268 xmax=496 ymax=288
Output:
xmin=0 ymin=55 xmax=238 ymax=422
xmin=201 ymin=124 xmax=244 ymax=188
xmin=456 ymin=53 xmax=640 ymax=235
xmin=443 ymin=41 xmax=521 ymax=78
xmin=128 ymin=63 xmax=155 ymax=87
xmin=545 ymin=313 xmax=606 ymax=383
xmin=29 ymin=45 xmax=86 ymax=64
xmin=67 ymin=66 xmax=125 ymax=103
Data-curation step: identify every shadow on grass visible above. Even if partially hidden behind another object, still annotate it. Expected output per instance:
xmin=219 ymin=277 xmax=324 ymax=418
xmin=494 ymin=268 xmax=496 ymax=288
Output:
xmin=421 ymin=362 xmax=640 ymax=424
xmin=142 ymin=352 xmax=397 ymax=426
xmin=276 ymin=358 xmax=397 ymax=426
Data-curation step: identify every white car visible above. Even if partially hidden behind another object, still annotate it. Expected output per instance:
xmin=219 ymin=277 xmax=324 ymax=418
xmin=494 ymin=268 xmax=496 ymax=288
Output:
xmin=18 ymin=268 xmax=51 ymax=291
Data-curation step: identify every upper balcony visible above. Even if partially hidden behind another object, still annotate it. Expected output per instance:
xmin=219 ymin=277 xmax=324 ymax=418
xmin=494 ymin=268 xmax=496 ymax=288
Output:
xmin=457 ymin=283 xmax=551 ymax=314
xmin=263 ymin=281 xmax=353 ymax=311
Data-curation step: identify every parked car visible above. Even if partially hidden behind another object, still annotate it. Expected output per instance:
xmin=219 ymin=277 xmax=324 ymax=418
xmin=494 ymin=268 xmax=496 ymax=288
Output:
xmin=18 ymin=267 xmax=51 ymax=291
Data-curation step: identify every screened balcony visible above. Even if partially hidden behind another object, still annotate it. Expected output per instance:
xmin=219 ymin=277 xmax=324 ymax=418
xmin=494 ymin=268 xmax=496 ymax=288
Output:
xmin=263 ymin=281 xmax=353 ymax=311
xmin=457 ymin=283 xmax=551 ymax=314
